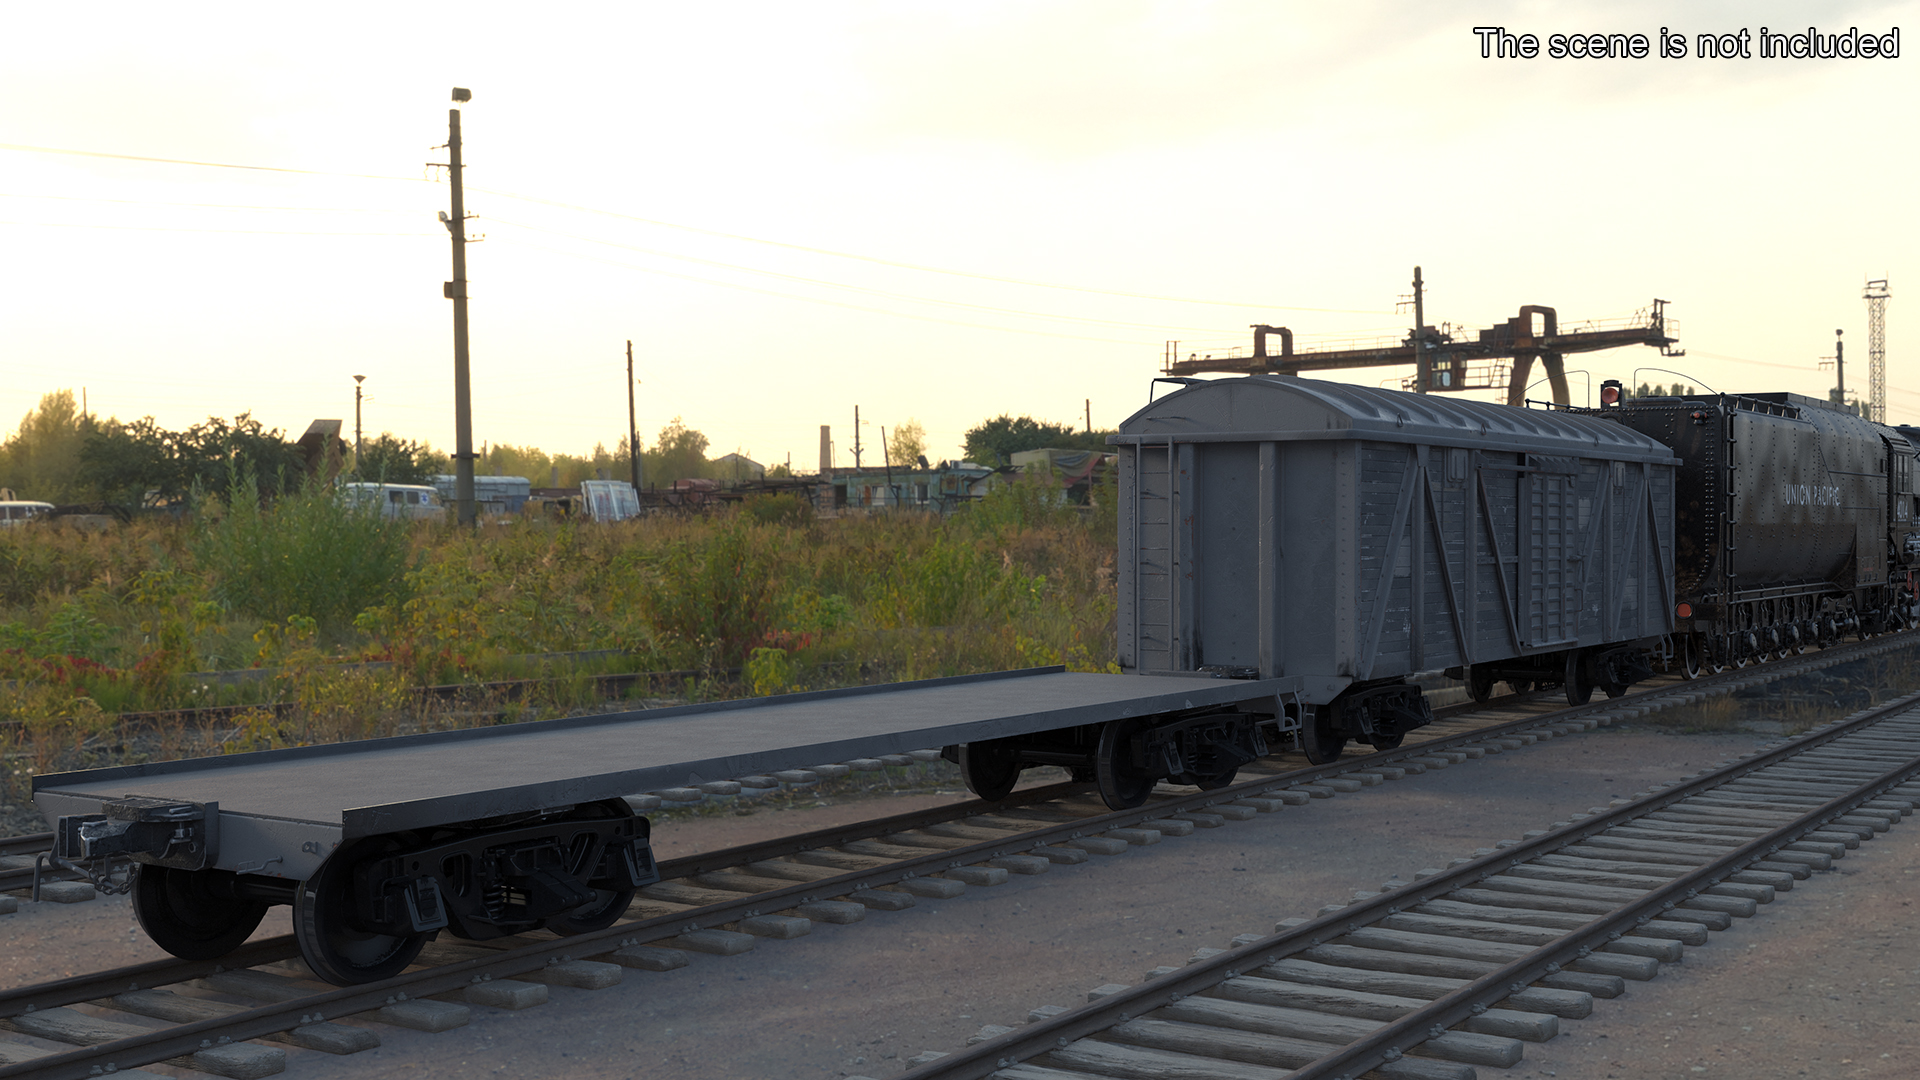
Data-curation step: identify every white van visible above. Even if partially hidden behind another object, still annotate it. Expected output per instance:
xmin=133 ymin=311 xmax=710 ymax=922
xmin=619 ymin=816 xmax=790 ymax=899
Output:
xmin=0 ymin=501 xmax=54 ymax=527
xmin=340 ymin=483 xmax=445 ymax=521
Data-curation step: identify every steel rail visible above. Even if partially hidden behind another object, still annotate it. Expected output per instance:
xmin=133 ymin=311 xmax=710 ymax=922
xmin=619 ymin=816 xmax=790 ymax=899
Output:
xmin=1 ymin=631 xmax=1912 ymax=1077
xmin=902 ymin=689 xmax=1920 ymax=1080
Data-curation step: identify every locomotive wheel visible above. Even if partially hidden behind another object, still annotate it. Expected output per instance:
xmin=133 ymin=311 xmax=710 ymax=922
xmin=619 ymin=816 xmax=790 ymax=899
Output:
xmin=1679 ymin=636 xmax=1703 ymax=680
xmin=1465 ymin=666 xmax=1496 ymax=704
xmin=1093 ymin=717 xmax=1156 ymax=810
xmin=549 ymin=799 xmax=641 ymax=937
xmin=1507 ymin=678 xmax=1534 ymax=694
xmin=132 ymin=865 xmax=270 ymax=962
xmin=1299 ymin=703 xmax=1346 ymax=765
xmin=296 ymin=839 xmax=428 ymax=986
xmin=1562 ymin=652 xmax=1594 ymax=706
xmin=958 ymin=741 xmax=1021 ymax=802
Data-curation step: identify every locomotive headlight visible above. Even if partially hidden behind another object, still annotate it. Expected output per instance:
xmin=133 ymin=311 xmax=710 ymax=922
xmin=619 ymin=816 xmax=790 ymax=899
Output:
xmin=1676 ymin=602 xmax=1693 ymax=619
xmin=1600 ymin=380 xmax=1623 ymax=407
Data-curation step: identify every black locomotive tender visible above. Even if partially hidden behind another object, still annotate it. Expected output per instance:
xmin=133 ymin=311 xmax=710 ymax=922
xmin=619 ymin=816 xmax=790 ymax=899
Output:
xmin=35 ymin=375 xmax=1920 ymax=985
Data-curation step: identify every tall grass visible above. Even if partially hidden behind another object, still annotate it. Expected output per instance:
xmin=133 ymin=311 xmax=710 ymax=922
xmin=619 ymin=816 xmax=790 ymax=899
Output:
xmin=192 ymin=472 xmax=415 ymax=638
xmin=0 ymin=496 xmax=1122 ymax=824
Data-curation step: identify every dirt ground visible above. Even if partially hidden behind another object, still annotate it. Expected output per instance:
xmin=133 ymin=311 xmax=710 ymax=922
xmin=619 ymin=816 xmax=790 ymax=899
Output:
xmin=3 ymin=712 xmax=1916 ymax=1080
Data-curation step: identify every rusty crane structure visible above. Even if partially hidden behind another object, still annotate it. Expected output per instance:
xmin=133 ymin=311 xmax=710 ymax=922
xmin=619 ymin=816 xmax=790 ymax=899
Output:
xmin=1164 ymin=267 xmax=1684 ymax=407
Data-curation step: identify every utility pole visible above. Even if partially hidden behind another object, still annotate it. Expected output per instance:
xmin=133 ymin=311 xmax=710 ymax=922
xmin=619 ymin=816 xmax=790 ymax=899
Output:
xmin=626 ymin=339 xmax=643 ymax=492
xmin=1085 ymin=398 xmax=1091 ymax=433
xmin=352 ymin=375 xmax=365 ymax=466
xmin=1866 ymin=278 xmax=1890 ymax=424
xmin=1411 ymin=265 xmax=1429 ymax=393
xmin=852 ymin=405 xmax=863 ymax=469
xmin=441 ymin=87 xmax=477 ymax=527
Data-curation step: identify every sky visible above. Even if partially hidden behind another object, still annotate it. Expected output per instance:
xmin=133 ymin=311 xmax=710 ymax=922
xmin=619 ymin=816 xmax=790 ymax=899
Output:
xmin=3 ymin=1 xmax=1916 ymax=473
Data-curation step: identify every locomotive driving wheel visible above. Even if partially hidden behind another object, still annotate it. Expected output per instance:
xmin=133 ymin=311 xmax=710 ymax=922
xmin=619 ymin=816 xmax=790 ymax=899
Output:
xmin=958 ymin=741 xmax=1021 ymax=802
xmin=1093 ymin=717 xmax=1155 ymax=810
xmin=133 ymin=865 xmax=270 ymax=962
xmin=296 ymin=838 xmax=428 ymax=986
xmin=1679 ymin=635 xmax=1703 ymax=680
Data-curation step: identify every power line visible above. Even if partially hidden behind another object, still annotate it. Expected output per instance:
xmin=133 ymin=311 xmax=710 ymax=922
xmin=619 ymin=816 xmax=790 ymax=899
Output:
xmin=0 ymin=191 xmax=414 ymax=213
xmin=0 ymin=219 xmax=434 ymax=237
xmin=494 ymin=235 xmax=1163 ymax=345
xmin=487 ymin=217 xmax=1249 ymax=334
xmin=0 ymin=141 xmax=413 ymax=181
xmin=475 ymin=185 xmax=1387 ymax=314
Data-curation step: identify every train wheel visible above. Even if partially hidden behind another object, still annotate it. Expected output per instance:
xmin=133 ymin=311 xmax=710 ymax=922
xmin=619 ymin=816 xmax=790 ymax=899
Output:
xmin=132 ymin=865 xmax=269 ymax=962
xmin=296 ymin=840 xmax=428 ymax=986
xmin=1365 ymin=731 xmax=1405 ymax=751
xmin=1507 ymin=679 xmax=1534 ymax=694
xmin=1300 ymin=704 xmax=1346 ymax=765
xmin=958 ymin=741 xmax=1021 ymax=802
xmin=1094 ymin=718 xmax=1155 ymax=810
xmin=550 ymin=799 xmax=640 ymax=936
xmin=1563 ymin=652 xmax=1594 ymax=706
xmin=1465 ymin=666 xmax=1496 ymax=704
xmin=1674 ymin=634 xmax=1704 ymax=676
xmin=1193 ymin=766 xmax=1240 ymax=791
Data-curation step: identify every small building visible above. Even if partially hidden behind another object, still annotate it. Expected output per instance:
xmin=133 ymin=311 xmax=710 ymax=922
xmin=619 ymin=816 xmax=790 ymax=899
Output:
xmin=712 ymin=453 xmax=765 ymax=481
xmin=817 ymin=462 xmax=1001 ymax=513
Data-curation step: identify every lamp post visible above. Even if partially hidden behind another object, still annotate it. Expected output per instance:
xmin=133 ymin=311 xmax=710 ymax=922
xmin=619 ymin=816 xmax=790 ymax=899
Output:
xmin=352 ymin=375 xmax=365 ymax=467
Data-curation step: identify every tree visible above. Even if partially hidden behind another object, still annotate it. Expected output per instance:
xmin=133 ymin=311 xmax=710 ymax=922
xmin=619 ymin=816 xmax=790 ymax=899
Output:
xmin=962 ymin=414 xmax=1112 ymax=465
xmin=0 ymin=390 xmax=95 ymax=502
xmin=78 ymin=417 xmax=174 ymax=505
xmin=647 ymin=417 xmax=711 ymax=484
xmin=887 ymin=419 xmax=927 ymax=468
xmin=76 ymin=413 xmax=303 ymax=507
xmin=354 ymin=433 xmax=447 ymax=485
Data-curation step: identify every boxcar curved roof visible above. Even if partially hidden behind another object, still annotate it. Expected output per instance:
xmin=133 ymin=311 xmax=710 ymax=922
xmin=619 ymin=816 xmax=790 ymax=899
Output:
xmin=1114 ymin=375 xmax=1676 ymax=463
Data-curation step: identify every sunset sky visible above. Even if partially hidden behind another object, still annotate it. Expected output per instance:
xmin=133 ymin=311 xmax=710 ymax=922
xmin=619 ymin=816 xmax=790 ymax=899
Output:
xmin=3 ymin=1 xmax=1915 ymax=471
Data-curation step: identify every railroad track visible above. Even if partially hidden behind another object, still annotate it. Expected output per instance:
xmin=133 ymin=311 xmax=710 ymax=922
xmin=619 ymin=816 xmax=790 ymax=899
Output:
xmin=1 ymin=630 xmax=1914 ymax=1079
xmin=897 ymin=697 xmax=1920 ymax=1079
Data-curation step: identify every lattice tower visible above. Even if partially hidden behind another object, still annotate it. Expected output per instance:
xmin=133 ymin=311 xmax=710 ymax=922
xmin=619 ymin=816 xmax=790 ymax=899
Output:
xmin=1866 ymin=278 xmax=1889 ymax=423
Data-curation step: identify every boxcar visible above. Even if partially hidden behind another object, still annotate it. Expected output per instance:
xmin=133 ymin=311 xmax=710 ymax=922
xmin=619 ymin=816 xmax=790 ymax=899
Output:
xmin=1113 ymin=375 xmax=1679 ymax=760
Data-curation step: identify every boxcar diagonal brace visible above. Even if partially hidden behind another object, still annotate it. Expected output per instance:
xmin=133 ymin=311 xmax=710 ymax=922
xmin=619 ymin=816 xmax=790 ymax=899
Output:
xmin=1476 ymin=468 xmax=1526 ymax=653
xmin=1356 ymin=446 xmax=1421 ymax=681
xmin=1423 ymin=466 xmax=1472 ymax=668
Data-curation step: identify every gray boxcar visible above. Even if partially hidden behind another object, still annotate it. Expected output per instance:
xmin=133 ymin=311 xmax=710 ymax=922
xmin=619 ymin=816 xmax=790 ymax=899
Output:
xmin=1113 ymin=375 xmax=1679 ymax=760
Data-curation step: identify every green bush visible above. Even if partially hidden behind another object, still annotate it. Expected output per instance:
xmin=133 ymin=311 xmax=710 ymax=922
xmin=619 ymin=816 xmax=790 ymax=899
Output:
xmin=193 ymin=472 xmax=414 ymax=638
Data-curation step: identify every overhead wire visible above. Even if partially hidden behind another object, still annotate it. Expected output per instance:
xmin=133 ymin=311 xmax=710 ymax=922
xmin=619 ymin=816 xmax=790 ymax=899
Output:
xmin=0 ymin=141 xmax=1387 ymax=318
xmin=485 ymin=216 xmax=1250 ymax=335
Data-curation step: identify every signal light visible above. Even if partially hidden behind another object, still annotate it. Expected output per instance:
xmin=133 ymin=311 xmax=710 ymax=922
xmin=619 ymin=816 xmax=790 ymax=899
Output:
xmin=1676 ymin=602 xmax=1693 ymax=619
xmin=1600 ymin=379 xmax=1623 ymax=407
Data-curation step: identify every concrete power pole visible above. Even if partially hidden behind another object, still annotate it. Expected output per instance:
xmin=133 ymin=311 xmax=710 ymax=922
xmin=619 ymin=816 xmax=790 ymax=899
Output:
xmin=852 ymin=405 xmax=863 ymax=469
xmin=443 ymin=88 xmax=477 ymax=527
xmin=1866 ymin=279 xmax=1890 ymax=424
xmin=352 ymin=375 xmax=365 ymax=467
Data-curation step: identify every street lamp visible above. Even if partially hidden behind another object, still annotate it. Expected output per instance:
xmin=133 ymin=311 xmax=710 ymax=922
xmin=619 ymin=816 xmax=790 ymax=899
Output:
xmin=352 ymin=375 xmax=366 ymax=466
